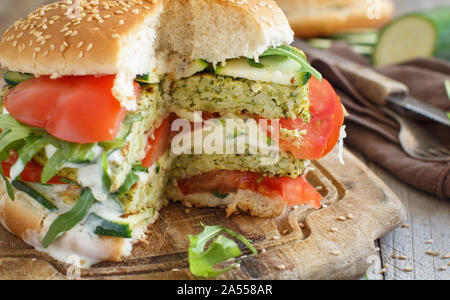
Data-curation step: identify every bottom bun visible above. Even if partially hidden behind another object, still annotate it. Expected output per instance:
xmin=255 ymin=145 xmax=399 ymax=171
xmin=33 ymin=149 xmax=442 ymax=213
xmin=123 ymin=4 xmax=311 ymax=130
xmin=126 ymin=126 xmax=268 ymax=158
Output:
xmin=0 ymin=182 xmax=136 ymax=268
xmin=166 ymin=181 xmax=286 ymax=218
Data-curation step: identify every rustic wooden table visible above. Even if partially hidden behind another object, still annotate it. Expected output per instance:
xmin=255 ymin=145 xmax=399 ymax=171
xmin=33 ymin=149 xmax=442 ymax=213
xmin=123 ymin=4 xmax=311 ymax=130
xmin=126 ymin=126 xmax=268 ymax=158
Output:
xmin=0 ymin=0 xmax=448 ymax=280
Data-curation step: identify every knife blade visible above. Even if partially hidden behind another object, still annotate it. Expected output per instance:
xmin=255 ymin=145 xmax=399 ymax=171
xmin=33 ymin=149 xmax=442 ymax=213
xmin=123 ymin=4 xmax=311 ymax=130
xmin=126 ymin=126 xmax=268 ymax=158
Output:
xmin=294 ymin=40 xmax=450 ymax=127
xmin=387 ymin=95 xmax=450 ymax=127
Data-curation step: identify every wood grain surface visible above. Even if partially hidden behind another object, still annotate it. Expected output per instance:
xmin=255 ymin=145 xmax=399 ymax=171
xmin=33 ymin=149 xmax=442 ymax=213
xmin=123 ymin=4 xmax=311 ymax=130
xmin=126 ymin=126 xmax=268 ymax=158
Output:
xmin=0 ymin=148 xmax=405 ymax=280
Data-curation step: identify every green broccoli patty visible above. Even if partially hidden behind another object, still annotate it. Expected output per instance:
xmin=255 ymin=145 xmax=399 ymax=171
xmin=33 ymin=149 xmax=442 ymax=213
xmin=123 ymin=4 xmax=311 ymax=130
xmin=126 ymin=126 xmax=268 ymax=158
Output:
xmin=170 ymin=152 xmax=307 ymax=179
xmin=168 ymin=73 xmax=311 ymax=121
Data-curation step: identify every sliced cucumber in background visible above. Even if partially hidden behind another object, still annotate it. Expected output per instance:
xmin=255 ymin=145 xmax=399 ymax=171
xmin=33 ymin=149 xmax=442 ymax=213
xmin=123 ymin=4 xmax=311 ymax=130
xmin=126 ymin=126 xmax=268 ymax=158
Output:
xmin=308 ymin=38 xmax=374 ymax=56
xmin=215 ymin=55 xmax=306 ymax=86
xmin=374 ymin=7 xmax=450 ymax=66
xmin=4 ymin=71 xmax=34 ymax=86
xmin=175 ymin=59 xmax=209 ymax=80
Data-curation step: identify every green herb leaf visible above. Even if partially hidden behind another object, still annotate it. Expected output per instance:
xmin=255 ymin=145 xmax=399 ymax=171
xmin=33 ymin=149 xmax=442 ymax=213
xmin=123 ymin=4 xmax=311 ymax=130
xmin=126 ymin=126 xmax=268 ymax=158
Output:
xmin=0 ymin=115 xmax=32 ymax=153
xmin=260 ymin=45 xmax=322 ymax=82
xmin=246 ymin=58 xmax=265 ymax=68
xmin=132 ymin=163 xmax=148 ymax=173
xmin=12 ymin=180 xmax=57 ymax=210
xmin=257 ymin=175 xmax=264 ymax=184
xmin=447 ymin=112 xmax=450 ymax=121
xmin=445 ymin=80 xmax=450 ymax=100
xmin=43 ymin=188 xmax=95 ymax=248
xmin=41 ymin=150 xmax=68 ymax=184
xmin=117 ymin=170 xmax=139 ymax=196
xmin=101 ymin=152 xmax=111 ymax=190
xmin=60 ymin=178 xmax=79 ymax=185
xmin=188 ymin=223 xmax=257 ymax=278
xmin=211 ymin=190 xmax=229 ymax=199
xmin=0 ymin=167 xmax=14 ymax=201
xmin=11 ymin=136 xmax=52 ymax=179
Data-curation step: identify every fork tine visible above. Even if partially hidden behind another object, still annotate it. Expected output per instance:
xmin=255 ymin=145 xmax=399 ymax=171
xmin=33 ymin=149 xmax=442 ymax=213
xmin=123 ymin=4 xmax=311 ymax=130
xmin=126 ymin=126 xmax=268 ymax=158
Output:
xmin=436 ymin=147 xmax=450 ymax=156
xmin=427 ymin=148 xmax=450 ymax=157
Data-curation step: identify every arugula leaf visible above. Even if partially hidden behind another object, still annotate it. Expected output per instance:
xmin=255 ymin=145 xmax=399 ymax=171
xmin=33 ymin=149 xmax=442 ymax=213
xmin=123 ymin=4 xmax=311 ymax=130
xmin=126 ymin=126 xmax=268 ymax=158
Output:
xmin=188 ymin=223 xmax=257 ymax=278
xmin=0 ymin=116 xmax=32 ymax=153
xmin=101 ymin=152 xmax=112 ymax=190
xmin=41 ymin=150 xmax=68 ymax=184
xmin=0 ymin=167 xmax=14 ymax=201
xmin=11 ymin=136 xmax=52 ymax=179
xmin=12 ymin=180 xmax=57 ymax=210
xmin=41 ymin=142 xmax=98 ymax=184
xmin=260 ymin=45 xmax=322 ymax=82
xmin=60 ymin=178 xmax=79 ymax=185
xmin=117 ymin=170 xmax=139 ymax=196
xmin=246 ymin=58 xmax=265 ymax=68
xmin=211 ymin=190 xmax=229 ymax=199
xmin=43 ymin=188 xmax=95 ymax=248
xmin=132 ymin=163 xmax=148 ymax=173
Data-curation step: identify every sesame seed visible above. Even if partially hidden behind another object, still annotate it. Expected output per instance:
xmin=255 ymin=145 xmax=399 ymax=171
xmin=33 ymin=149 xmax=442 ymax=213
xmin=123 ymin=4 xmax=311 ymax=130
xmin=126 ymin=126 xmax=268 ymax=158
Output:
xmin=443 ymin=253 xmax=450 ymax=259
xmin=86 ymin=43 xmax=93 ymax=51
xmin=132 ymin=9 xmax=139 ymax=14
xmin=329 ymin=227 xmax=338 ymax=233
xmin=401 ymin=224 xmax=410 ymax=228
xmin=78 ymin=51 xmax=84 ymax=59
xmin=378 ymin=269 xmax=387 ymax=274
xmin=403 ymin=267 xmax=414 ymax=272
xmin=439 ymin=266 xmax=447 ymax=271
xmin=425 ymin=240 xmax=433 ymax=244
xmin=398 ymin=256 xmax=408 ymax=260
xmin=111 ymin=33 xmax=120 ymax=39
xmin=77 ymin=41 xmax=84 ymax=48
xmin=337 ymin=216 xmax=346 ymax=221
xmin=276 ymin=265 xmax=286 ymax=270
xmin=347 ymin=213 xmax=353 ymax=220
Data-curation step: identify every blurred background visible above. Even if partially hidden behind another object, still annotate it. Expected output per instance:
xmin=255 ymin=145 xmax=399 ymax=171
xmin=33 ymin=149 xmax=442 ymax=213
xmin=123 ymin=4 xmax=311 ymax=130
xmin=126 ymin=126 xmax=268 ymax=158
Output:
xmin=1 ymin=0 xmax=449 ymax=33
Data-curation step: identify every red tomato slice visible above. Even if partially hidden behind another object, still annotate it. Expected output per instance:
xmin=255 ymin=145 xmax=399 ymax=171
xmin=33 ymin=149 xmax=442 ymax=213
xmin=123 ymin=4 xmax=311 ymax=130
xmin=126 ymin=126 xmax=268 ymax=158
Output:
xmin=2 ymin=151 xmax=63 ymax=184
xmin=4 ymin=75 xmax=137 ymax=144
xmin=142 ymin=115 xmax=174 ymax=168
xmin=279 ymin=77 xmax=344 ymax=160
xmin=177 ymin=170 xmax=322 ymax=209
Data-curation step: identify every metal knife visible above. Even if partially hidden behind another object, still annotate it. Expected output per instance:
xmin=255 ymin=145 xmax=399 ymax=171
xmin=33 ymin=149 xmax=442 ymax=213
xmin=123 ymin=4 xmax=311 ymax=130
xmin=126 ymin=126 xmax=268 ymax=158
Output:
xmin=294 ymin=40 xmax=450 ymax=127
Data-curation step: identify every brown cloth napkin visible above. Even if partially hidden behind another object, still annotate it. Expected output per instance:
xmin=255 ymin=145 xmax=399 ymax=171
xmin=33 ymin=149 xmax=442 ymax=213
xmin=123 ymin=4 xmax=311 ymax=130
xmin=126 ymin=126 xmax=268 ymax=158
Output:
xmin=307 ymin=42 xmax=450 ymax=199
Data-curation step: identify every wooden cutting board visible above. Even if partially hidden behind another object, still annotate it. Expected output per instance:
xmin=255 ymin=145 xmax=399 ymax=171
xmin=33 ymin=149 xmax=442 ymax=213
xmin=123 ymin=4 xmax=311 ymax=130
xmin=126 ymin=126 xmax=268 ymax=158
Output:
xmin=0 ymin=148 xmax=405 ymax=280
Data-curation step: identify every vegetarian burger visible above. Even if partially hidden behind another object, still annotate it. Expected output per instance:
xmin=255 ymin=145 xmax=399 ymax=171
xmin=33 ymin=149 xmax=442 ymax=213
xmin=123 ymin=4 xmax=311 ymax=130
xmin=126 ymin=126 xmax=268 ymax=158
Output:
xmin=0 ymin=0 xmax=344 ymax=267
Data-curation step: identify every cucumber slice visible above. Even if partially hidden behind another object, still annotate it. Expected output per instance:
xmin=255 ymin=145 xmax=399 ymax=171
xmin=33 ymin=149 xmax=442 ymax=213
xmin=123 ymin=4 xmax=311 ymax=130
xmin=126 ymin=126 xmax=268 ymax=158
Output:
xmin=374 ymin=7 xmax=450 ymax=66
xmin=87 ymin=213 xmax=132 ymax=238
xmin=12 ymin=180 xmax=58 ymax=211
xmin=215 ymin=55 xmax=306 ymax=86
xmin=329 ymin=30 xmax=378 ymax=46
xmin=135 ymin=72 xmax=159 ymax=84
xmin=175 ymin=59 xmax=209 ymax=80
xmin=4 ymin=71 xmax=34 ymax=86
xmin=308 ymin=39 xmax=374 ymax=56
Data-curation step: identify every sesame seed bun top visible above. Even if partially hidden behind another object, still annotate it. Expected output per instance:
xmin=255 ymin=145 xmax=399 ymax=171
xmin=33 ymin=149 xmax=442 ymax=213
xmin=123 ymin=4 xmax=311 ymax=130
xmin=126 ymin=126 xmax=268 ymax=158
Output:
xmin=0 ymin=0 xmax=293 ymax=109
